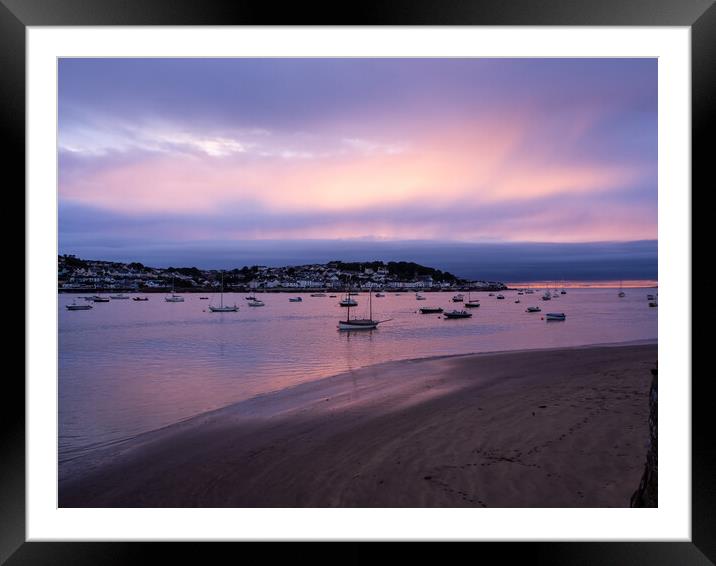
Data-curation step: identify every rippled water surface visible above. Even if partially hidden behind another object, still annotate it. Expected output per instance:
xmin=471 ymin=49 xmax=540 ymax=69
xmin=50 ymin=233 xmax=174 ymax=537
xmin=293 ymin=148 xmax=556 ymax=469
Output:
xmin=59 ymin=288 xmax=657 ymax=465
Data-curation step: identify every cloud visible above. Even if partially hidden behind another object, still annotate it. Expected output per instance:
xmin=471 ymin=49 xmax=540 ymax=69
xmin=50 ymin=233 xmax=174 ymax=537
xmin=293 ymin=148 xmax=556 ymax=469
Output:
xmin=58 ymin=58 xmax=657 ymax=250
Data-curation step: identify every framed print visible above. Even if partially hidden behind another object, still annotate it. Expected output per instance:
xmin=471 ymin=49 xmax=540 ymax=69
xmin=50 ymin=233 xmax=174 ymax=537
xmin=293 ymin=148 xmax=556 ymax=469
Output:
xmin=5 ymin=0 xmax=710 ymax=563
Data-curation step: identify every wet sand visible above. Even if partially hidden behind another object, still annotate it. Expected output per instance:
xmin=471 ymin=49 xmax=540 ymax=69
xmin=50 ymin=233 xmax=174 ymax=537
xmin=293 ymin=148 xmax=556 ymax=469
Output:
xmin=59 ymin=343 xmax=656 ymax=507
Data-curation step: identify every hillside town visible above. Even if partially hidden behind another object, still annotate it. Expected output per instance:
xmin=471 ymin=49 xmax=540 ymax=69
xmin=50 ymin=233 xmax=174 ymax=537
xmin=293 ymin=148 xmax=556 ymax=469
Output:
xmin=58 ymin=255 xmax=507 ymax=293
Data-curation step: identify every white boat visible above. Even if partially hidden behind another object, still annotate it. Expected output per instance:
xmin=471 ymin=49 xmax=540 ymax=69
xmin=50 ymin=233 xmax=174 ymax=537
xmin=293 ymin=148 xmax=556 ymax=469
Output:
xmin=289 ymin=296 xmax=303 ymax=302
xmin=165 ymin=277 xmax=185 ymax=302
xmin=339 ymin=293 xmax=358 ymax=307
xmin=375 ymin=292 xmax=386 ymax=297
xmin=110 ymin=293 xmax=130 ymax=299
xmin=66 ymin=301 xmax=93 ymax=311
xmin=92 ymin=295 xmax=110 ymax=303
xmin=496 ymin=294 xmax=505 ymax=300
xmin=209 ymin=272 xmax=238 ymax=312
xmin=514 ymin=298 xmax=521 ymax=303
xmin=525 ymin=289 xmax=534 ymax=295
xmin=338 ymin=290 xmax=389 ymax=330
xmin=452 ymin=294 xmax=464 ymax=302
xmin=545 ymin=312 xmax=566 ymax=321
xmin=310 ymin=292 xmax=326 ymax=297
xmin=415 ymin=293 xmax=427 ymax=301
xmin=526 ymin=306 xmax=541 ymax=313
xmin=541 ymin=292 xmax=551 ymax=301
xmin=248 ymin=299 xmax=265 ymax=307
xmin=132 ymin=296 xmax=149 ymax=301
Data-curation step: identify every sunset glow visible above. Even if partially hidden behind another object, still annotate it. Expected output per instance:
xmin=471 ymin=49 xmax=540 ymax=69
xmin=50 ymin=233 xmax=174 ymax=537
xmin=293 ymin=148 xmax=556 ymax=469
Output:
xmin=59 ymin=58 xmax=657 ymax=275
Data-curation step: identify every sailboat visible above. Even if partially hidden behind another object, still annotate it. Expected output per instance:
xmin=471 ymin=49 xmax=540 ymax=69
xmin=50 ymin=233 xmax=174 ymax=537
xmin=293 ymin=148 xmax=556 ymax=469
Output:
xmin=209 ymin=272 xmax=238 ymax=312
xmin=464 ymin=291 xmax=480 ymax=308
xmin=618 ymin=280 xmax=626 ymax=297
xmin=338 ymin=289 xmax=390 ymax=330
xmin=165 ymin=277 xmax=184 ymax=302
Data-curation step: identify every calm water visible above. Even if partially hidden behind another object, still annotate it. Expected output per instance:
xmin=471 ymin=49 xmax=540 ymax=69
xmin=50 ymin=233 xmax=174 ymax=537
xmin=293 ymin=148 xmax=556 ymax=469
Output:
xmin=59 ymin=288 xmax=657 ymax=467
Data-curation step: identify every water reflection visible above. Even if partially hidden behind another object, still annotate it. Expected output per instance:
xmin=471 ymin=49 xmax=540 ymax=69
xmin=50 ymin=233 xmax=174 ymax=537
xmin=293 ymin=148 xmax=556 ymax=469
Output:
xmin=59 ymin=288 xmax=657 ymax=463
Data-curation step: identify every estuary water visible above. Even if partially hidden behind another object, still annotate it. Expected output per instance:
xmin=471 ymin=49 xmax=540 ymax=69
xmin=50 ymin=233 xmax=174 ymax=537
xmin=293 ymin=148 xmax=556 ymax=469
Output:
xmin=58 ymin=288 xmax=657 ymax=472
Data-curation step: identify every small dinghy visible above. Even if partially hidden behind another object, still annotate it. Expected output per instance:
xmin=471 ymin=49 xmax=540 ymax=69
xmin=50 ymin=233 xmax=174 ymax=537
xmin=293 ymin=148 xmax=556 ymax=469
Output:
xmin=66 ymin=302 xmax=93 ymax=310
xmin=526 ymin=306 xmax=541 ymax=313
xmin=289 ymin=296 xmax=303 ymax=302
xmin=132 ymin=297 xmax=149 ymax=301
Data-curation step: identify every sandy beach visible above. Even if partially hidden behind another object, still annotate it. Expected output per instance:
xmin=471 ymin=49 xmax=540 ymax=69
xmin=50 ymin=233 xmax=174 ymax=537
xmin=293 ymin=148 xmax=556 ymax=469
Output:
xmin=59 ymin=342 xmax=656 ymax=508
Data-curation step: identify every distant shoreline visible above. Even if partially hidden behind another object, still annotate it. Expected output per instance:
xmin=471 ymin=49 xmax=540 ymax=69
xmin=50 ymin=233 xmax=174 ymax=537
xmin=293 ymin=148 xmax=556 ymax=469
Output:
xmin=58 ymin=283 xmax=658 ymax=294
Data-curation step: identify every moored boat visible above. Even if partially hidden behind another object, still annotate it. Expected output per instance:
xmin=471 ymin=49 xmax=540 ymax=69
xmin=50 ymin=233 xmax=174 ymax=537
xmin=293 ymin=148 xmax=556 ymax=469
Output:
xmin=419 ymin=306 xmax=444 ymax=314
xmin=110 ymin=293 xmax=130 ymax=299
xmin=165 ymin=277 xmax=185 ymax=302
xmin=289 ymin=296 xmax=303 ymax=302
xmin=443 ymin=310 xmax=472 ymax=319
xmin=132 ymin=296 xmax=149 ymax=301
xmin=545 ymin=312 xmax=566 ymax=321
xmin=526 ymin=306 xmax=541 ymax=313
xmin=209 ymin=271 xmax=238 ymax=312
xmin=66 ymin=302 xmax=93 ymax=310
xmin=338 ymin=289 xmax=389 ymax=330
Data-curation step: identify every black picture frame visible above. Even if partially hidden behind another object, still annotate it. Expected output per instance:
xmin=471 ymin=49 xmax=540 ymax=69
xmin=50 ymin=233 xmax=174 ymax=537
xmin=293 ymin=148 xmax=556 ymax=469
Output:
xmin=4 ymin=0 xmax=709 ymax=563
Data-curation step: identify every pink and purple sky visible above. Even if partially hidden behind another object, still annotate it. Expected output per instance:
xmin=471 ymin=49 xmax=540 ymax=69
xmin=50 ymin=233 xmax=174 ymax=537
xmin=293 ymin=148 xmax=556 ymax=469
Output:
xmin=58 ymin=58 xmax=657 ymax=280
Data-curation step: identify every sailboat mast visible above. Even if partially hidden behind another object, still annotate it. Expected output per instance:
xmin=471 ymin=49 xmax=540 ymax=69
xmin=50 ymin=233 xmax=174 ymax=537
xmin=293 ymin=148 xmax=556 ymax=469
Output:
xmin=220 ymin=271 xmax=224 ymax=307
xmin=369 ymin=287 xmax=373 ymax=320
